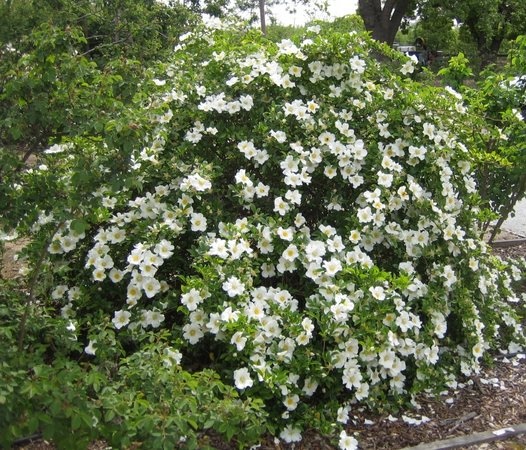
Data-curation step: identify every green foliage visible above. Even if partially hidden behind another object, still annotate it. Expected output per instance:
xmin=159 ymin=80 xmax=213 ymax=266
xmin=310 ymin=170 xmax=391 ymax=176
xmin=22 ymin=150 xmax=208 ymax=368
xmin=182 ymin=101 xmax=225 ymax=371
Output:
xmin=452 ymin=35 xmax=526 ymax=239
xmin=0 ymin=0 xmax=198 ymax=66
xmin=0 ymin=279 xmax=268 ymax=449
xmin=321 ymin=14 xmax=366 ymax=34
xmin=509 ymin=34 xmax=526 ymax=70
xmin=437 ymin=53 xmax=473 ymax=89
xmin=0 ymin=24 xmax=100 ymax=151
xmin=0 ymin=21 xmax=159 ymax=234
xmin=266 ymin=24 xmax=304 ymax=42
xmin=100 ymin=342 xmax=268 ymax=449
xmin=0 ymin=0 xmax=52 ymax=45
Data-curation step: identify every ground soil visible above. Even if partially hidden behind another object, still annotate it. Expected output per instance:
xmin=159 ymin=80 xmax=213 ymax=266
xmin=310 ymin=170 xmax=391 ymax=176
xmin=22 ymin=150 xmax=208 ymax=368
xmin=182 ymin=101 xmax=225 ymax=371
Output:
xmin=4 ymin=230 xmax=526 ymax=450
xmin=0 ymin=237 xmax=29 ymax=279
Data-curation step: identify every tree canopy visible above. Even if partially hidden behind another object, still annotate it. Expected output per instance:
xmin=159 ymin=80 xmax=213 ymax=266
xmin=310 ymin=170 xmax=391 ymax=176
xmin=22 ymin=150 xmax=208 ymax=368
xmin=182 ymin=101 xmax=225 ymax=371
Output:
xmin=0 ymin=0 xmax=200 ymax=65
xmin=418 ymin=0 xmax=526 ymax=67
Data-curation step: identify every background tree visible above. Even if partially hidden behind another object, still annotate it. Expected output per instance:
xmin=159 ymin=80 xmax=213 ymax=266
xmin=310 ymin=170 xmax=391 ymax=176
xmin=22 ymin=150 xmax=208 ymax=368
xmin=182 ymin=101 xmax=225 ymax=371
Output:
xmin=358 ymin=0 xmax=526 ymax=69
xmin=0 ymin=0 xmax=199 ymax=65
xmin=259 ymin=0 xmax=267 ymax=34
xmin=411 ymin=4 xmax=459 ymax=55
xmin=358 ymin=0 xmax=417 ymax=45
xmin=0 ymin=0 xmax=200 ymax=163
xmin=232 ymin=0 xmax=328 ymax=32
xmin=416 ymin=0 xmax=526 ymax=69
xmin=452 ymin=0 xmax=526 ymax=67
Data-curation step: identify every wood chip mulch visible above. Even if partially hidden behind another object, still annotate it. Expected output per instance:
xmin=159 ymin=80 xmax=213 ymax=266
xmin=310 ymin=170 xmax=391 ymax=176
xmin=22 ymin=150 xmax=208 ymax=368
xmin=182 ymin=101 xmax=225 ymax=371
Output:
xmin=344 ymin=355 xmax=526 ymax=450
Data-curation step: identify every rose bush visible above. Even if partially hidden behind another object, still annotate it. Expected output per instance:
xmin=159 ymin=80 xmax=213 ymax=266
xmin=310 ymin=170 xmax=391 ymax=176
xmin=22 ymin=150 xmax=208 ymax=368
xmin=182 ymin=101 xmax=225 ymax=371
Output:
xmin=2 ymin=17 xmax=525 ymax=447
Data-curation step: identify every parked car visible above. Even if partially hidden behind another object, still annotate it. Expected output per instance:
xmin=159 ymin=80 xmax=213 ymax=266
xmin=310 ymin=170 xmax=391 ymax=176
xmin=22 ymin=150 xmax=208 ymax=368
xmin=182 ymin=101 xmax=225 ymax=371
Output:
xmin=393 ymin=38 xmax=430 ymax=66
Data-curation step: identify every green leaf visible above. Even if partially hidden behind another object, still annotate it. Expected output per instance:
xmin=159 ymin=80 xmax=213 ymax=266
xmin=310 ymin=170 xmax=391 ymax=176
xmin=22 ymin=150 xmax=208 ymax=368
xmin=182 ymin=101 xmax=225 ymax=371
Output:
xmin=203 ymin=418 xmax=215 ymax=429
xmin=105 ymin=410 xmax=115 ymax=422
xmin=27 ymin=416 xmax=39 ymax=433
xmin=187 ymin=418 xmax=198 ymax=430
xmin=71 ymin=414 xmax=82 ymax=430
xmin=70 ymin=218 xmax=89 ymax=234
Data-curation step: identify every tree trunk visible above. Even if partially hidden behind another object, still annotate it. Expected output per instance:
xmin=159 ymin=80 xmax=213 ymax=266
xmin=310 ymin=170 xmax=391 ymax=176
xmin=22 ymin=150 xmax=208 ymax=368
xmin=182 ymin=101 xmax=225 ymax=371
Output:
xmin=259 ymin=0 xmax=266 ymax=35
xmin=358 ymin=0 xmax=411 ymax=45
xmin=479 ymin=36 xmax=503 ymax=68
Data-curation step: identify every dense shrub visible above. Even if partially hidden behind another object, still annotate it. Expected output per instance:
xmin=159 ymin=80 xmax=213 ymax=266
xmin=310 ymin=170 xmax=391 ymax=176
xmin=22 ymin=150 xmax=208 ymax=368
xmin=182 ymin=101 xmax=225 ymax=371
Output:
xmin=2 ymin=18 xmax=525 ymax=447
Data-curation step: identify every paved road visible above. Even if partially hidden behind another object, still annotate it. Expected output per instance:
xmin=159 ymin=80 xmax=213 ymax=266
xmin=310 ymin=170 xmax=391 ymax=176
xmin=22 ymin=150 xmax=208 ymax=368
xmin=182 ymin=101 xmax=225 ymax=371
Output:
xmin=502 ymin=198 xmax=526 ymax=237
